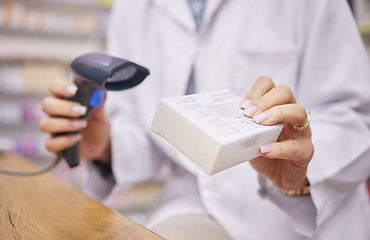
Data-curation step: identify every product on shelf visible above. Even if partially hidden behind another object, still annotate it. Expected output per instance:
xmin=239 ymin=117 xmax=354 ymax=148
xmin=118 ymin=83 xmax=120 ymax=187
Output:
xmin=0 ymin=2 xmax=97 ymax=35
xmin=0 ymin=61 xmax=69 ymax=94
xmin=0 ymin=137 xmax=48 ymax=156
xmin=0 ymin=102 xmax=45 ymax=124
xmin=0 ymin=63 xmax=23 ymax=93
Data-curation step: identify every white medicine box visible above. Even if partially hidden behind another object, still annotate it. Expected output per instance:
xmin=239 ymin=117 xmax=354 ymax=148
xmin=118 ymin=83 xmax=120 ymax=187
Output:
xmin=151 ymin=89 xmax=283 ymax=175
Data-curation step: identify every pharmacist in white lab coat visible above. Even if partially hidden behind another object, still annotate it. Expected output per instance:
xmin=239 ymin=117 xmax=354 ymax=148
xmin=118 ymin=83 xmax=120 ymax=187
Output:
xmin=40 ymin=0 xmax=370 ymax=239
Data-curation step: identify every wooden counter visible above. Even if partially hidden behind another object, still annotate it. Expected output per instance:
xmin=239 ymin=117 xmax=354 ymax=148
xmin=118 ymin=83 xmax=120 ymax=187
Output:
xmin=0 ymin=153 xmax=164 ymax=239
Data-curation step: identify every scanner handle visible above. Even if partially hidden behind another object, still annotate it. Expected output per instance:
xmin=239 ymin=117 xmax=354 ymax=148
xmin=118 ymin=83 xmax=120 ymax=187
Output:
xmin=57 ymin=80 xmax=104 ymax=168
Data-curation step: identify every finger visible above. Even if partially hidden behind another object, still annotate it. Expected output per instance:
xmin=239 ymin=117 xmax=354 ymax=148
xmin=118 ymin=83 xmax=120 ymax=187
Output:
xmin=259 ymin=139 xmax=314 ymax=164
xmin=243 ymin=85 xmax=296 ymax=117
xmin=240 ymin=76 xmax=275 ymax=109
xmin=49 ymin=80 xmax=78 ymax=98
xmin=252 ymin=104 xmax=308 ymax=128
xmin=39 ymin=117 xmax=87 ymax=134
xmin=42 ymin=97 xmax=87 ymax=117
xmin=45 ymin=134 xmax=82 ymax=153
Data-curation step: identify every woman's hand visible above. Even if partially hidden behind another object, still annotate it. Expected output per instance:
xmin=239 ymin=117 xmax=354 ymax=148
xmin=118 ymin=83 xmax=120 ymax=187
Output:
xmin=240 ymin=77 xmax=314 ymax=191
xmin=39 ymin=80 xmax=111 ymax=163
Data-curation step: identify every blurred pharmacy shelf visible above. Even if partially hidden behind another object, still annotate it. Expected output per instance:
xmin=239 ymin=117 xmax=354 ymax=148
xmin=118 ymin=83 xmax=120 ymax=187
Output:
xmin=0 ymin=0 xmax=110 ymax=186
xmin=0 ymin=0 xmax=164 ymax=214
xmin=0 ymin=0 xmax=109 ymax=61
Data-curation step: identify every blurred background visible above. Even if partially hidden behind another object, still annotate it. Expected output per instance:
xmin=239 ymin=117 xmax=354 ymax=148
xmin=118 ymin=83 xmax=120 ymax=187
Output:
xmin=0 ymin=0 xmax=112 ymax=185
xmin=0 ymin=0 xmax=369 ymax=215
xmin=0 ymin=0 xmax=162 ymax=220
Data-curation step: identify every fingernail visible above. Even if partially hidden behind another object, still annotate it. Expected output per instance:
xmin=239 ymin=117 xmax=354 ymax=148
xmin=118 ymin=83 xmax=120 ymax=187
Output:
xmin=72 ymin=119 xmax=87 ymax=128
xmin=72 ymin=105 xmax=87 ymax=115
xmin=66 ymin=85 xmax=78 ymax=95
xmin=70 ymin=134 xmax=82 ymax=143
xmin=253 ymin=112 xmax=271 ymax=123
xmin=260 ymin=145 xmax=272 ymax=154
xmin=244 ymin=105 xmax=258 ymax=116
xmin=240 ymin=99 xmax=252 ymax=109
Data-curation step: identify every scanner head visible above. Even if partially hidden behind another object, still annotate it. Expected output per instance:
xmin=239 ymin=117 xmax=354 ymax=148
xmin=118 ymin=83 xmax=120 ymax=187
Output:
xmin=71 ymin=52 xmax=150 ymax=91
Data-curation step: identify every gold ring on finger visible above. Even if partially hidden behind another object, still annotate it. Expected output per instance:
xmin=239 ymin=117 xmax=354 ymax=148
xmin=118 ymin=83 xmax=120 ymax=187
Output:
xmin=293 ymin=109 xmax=311 ymax=131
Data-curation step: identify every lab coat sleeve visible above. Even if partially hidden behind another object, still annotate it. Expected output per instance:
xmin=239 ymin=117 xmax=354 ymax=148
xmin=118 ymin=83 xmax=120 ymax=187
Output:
xmin=260 ymin=0 xmax=370 ymax=237
xmin=84 ymin=0 xmax=164 ymax=204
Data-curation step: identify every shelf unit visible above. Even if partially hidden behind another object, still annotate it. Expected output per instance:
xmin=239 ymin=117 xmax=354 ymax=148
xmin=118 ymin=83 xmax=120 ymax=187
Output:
xmin=0 ymin=0 xmax=110 ymax=184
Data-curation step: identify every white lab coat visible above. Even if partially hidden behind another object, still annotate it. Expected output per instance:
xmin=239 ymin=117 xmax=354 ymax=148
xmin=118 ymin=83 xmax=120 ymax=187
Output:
xmin=85 ymin=0 xmax=370 ymax=239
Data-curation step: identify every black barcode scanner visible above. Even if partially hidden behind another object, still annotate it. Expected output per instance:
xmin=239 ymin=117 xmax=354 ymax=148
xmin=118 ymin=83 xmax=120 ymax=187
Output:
xmin=61 ymin=53 xmax=149 ymax=168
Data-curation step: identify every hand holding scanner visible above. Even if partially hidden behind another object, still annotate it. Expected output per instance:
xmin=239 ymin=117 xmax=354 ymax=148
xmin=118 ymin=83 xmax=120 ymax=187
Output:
xmin=61 ymin=53 xmax=149 ymax=168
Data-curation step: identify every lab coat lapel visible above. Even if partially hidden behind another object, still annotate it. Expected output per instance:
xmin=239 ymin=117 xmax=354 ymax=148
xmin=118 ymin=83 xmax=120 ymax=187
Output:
xmin=153 ymin=0 xmax=195 ymax=32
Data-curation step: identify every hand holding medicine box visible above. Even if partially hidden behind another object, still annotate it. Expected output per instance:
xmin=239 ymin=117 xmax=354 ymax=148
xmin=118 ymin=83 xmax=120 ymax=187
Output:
xmin=151 ymin=89 xmax=283 ymax=175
